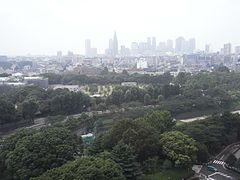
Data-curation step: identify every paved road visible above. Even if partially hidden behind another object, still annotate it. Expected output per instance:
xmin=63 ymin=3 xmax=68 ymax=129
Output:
xmin=200 ymin=160 xmax=239 ymax=180
xmin=180 ymin=109 xmax=240 ymax=123
xmin=200 ymin=143 xmax=240 ymax=180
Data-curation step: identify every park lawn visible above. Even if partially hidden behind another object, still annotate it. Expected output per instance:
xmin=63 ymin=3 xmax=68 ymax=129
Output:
xmin=144 ymin=169 xmax=194 ymax=180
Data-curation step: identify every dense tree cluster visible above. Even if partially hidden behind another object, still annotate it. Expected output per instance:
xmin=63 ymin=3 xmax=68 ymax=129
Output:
xmin=1 ymin=110 xmax=240 ymax=179
xmin=87 ymin=111 xmax=197 ymax=178
xmin=3 ymin=69 xmax=240 ymax=126
xmin=100 ymin=70 xmax=240 ymax=116
xmin=0 ymin=99 xmax=16 ymax=124
xmin=0 ymin=127 xmax=83 ymax=179
xmin=32 ymin=156 xmax=125 ymax=180
xmin=176 ymin=112 xmax=240 ymax=156
xmin=42 ymin=71 xmax=173 ymax=85
xmin=0 ymin=86 xmax=91 ymax=125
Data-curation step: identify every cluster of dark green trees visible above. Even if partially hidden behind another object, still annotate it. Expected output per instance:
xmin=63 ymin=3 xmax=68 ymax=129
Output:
xmin=104 ymin=70 xmax=239 ymax=115
xmin=2 ymin=68 xmax=240 ymax=126
xmin=0 ymin=127 xmax=83 ymax=179
xmin=87 ymin=111 xmax=198 ymax=178
xmin=176 ymin=112 xmax=240 ymax=156
xmin=42 ymin=70 xmax=173 ymax=85
xmin=1 ymin=110 xmax=240 ymax=179
xmin=0 ymin=111 xmax=197 ymax=180
xmin=0 ymin=86 xmax=91 ymax=125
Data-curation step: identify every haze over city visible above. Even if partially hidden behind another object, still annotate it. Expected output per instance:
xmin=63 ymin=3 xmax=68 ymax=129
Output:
xmin=1 ymin=0 xmax=240 ymax=55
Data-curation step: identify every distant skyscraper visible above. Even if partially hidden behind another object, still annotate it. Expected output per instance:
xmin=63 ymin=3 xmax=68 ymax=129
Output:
xmin=120 ymin=45 xmax=130 ymax=56
xmin=85 ymin=39 xmax=91 ymax=56
xmin=166 ymin=40 xmax=174 ymax=52
xmin=105 ymin=38 xmax=113 ymax=56
xmin=85 ymin=39 xmax=97 ymax=57
xmin=147 ymin=37 xmax=151 ymax=50
xmin=131 ymin=42 xmax=138 ymax=55
xmin=152 ymin=37 xmax=156 ymax=50
xmin=89 ymin=48 xmax=97 ymax=57
xmin=205 ymin=44 xmax=210 ymax=53
xmin=158 ymin=42 xmax=166 ymax=53
xmin=139 ymin=42 xmax=148 ymax=53
xmin=188 ymin=38 xmax=196 ymax=53
xmin=223 ymin=43 xmax=232 ymax=55
xmin=112 ymin=31 xmax=118 ymax=57
xmin=175 ymin=37 xmax=185 ymax=54
xmin=235 ymin=46 xmax=240 ymax=55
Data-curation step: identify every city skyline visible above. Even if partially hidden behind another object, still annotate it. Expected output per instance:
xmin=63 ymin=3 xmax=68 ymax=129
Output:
xmin=1 ymin=0 xmax=240 ymax=55
xmin=1 ymin=32 xmax=239 ymax=56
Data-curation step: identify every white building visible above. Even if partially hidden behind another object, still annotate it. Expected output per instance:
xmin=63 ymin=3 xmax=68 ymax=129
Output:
xmin=137 ymin=58 xmax=148 ymax=69
xmin=52 ymin=85 xmax=80 ymax=92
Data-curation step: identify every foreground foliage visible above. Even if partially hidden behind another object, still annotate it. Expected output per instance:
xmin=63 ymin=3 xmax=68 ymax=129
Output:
xmin=0 ymin=127 xmax=83 ymax=179
xmin=32 ymin=156 xmax=125 ymax=180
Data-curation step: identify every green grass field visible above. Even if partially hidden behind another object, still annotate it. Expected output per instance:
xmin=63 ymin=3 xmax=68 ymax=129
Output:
xmin=144 ymin=169 xmax=194 ymax=180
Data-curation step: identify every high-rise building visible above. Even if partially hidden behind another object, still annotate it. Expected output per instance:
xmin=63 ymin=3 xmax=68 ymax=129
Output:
xmin=188 ymin=38 xmax=196 ymax=53
xmin=223 ymin=43 xmax=232 ymax=55
xmin=152 ymin=37 xmax=156 ymax=50
xmin=131 ymin=42 xmax=138 ymax=55
xmin=112 ymin=31 xmax=118 ymax=57
xmin=89 ymin=48 xmax=97 ymax=57
xmin=139 ymin=42 xmax=148 ymax=53
xmin=235 ymin=46 xmax=240 ymax=55
xmin=158 ymin=42 xmax=166 ymax=53
xmin=175 ymin=37 xmax=185 ymax=54
xmin=166 ymin=40 xmax=174 ymax=52
xmin=120 ymin=45 xmax=130 ymax=56
xmin=85 ymin=39 xmax=98 ymax=57
xmin=85 ymin=39 xmax=91 ymax=56
xmin=205 ymin=44 xmax=210 ymax=54
xmin=147 ymin=37 xmax=151 ymax=50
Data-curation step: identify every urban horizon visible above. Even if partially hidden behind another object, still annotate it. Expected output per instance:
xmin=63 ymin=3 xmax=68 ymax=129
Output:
xmin=1 ymin=32 xmax=239 ymax=57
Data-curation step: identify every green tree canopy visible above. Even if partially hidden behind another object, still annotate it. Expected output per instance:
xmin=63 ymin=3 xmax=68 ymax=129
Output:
xmin=112 ymin=142 xmax=142 ymax=180
xmin=1 ymin=127 xmax=83 ymax=179
xmin=159 ymin=131 xmax=197 ymax=168
xmin=0 ymin=98 xmax=16 ymax=124
xmin=32 ymin=156 xmax=125 ymax=180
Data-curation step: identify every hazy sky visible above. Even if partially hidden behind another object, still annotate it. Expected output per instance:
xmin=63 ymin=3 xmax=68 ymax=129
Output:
xmin=0 ymin=0 xmax=239 ymax=55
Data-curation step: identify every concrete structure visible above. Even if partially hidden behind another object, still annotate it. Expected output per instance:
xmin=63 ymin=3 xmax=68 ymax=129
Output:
xmin=85 ymin=39 xmax=97 ymax=57
xmin=152 ymin=37 xmax=156 ymax=50
xmin=121 ymin=81 xmax=137 ymax=87
xmin=205 ymin=44 xmax=210 ymax=53
xmin=166 ymin=40 xmax=174 ymax=52
xmin=52 ymin=85 xmax=80 ymax=92
xmin=188 ymin=38 xmax=196 ymax=53
xmin=175 ymin=37 xmax=185 ymax=54
xmin=158 ymin=42 xmax=167 ymax=53
xmin=137 ymin=58 xmax=148 ymax=69
xmin=235 ymin=46 xmax=240 ymax=55
xmin=112 ymin=31 xmax=118 ymax=57
xmin=85 ymin=39 xmax=91 ymax=56
xmin=131 ymin=42 xmax=138 ymax=55
xmin=223 ymin=43 xmax=232 ymax=55
xmin=147 ymin=37 xmax=151 ymax=50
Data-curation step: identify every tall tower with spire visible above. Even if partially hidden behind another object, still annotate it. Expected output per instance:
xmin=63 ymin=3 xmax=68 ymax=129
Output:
xmin=112 ymin=31 xmax=118 ymax=57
